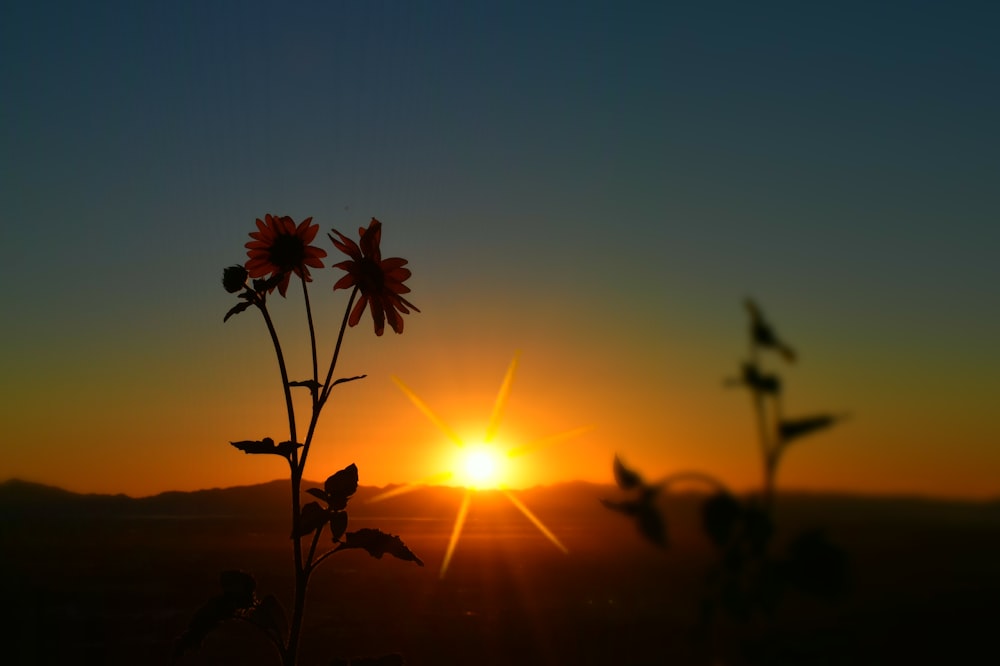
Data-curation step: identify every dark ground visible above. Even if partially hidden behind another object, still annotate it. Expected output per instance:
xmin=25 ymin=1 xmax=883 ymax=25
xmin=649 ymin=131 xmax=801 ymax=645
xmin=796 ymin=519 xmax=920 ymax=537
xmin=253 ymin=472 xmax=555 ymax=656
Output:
xmin=2 ymin=480 xmax=999 ymax=665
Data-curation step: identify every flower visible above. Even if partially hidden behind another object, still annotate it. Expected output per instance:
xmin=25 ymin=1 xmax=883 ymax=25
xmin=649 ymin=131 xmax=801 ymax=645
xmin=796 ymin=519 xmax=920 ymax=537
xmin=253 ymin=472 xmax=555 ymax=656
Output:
xmin=330 ymin=218 xmax=419 ymax=335
xmin=245 ymin=214 xmax=327 ymax=296
xmin=222 ymin=265 xmax=249 ymax=293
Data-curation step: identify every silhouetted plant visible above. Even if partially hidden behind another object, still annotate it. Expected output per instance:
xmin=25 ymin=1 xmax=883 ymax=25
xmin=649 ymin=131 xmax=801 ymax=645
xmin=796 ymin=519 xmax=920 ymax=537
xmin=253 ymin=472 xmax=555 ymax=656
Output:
xmin=604 ymin=299 xmax=849 ymax=658
xmin=175 ymin=216 xmax=423 ymax=665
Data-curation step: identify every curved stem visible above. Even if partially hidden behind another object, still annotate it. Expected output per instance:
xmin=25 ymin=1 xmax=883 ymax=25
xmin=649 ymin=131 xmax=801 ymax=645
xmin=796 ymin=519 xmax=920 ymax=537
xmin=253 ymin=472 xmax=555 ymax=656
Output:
xmin=655 ymin=470 xmax=732 ymax=496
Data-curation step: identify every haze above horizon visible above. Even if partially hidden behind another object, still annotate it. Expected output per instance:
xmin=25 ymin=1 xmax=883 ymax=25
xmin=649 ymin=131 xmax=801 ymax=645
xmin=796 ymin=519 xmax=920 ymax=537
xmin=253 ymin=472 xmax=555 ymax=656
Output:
xmin=2 ymin=1 xmax=998 ymax=499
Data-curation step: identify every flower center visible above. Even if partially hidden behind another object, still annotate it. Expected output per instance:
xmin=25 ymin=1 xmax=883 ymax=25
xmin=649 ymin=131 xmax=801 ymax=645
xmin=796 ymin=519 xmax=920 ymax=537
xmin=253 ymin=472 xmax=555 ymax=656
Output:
xmin=270 ymin=234 xmax=306 ymax=272
xmin=358 ymin=258 xmax=385 ymax=292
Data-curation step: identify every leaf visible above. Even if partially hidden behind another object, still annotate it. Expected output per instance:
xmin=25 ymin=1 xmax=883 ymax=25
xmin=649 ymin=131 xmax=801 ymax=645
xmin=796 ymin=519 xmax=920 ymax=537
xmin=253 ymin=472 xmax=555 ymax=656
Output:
xmin=331 ymin=374 xmax=368 ymax=387
xmin=745 ymin=298 xmax=796 ymax=362
xmin=612 ymin=455 xmax=643 ymax=490
xmin=247 ymin=594 xmax=288 ymax=642
xmin=702 ymin=492 xmax=742 ymax=548
xmin=602 ymin=489 xmax=666 ymax=547
xmin=219 ymin=570 xmax=257 ymax=608
xmin=785 ymin=530 xmax=849 ymax=600
xmin=230 ymin=438 xmax=302 ymax=458
xmin=288 ymin=379 xmax=322 ymax=392
xmin=740 ymin=362 xmax=781 ymax=395
xmin=779 ymin=414 xmax=842 ymax=444
xmin=341 ymin=528 xmax=424 ymax=566
xmin=173 ymin=571 xmax=257 ymax=662
xmin=324 ymin=463 xmax=359 ymax=510
xmin=636 ymin=499 xmax=668 ymax=548
xmin=223 ymin=300 xmax=253 ymax=322
xmin=305 ymin=487 xmax=330 ymax=503
xmin=173 ymin=595 xmax=234 ymax=661
xmin=293 ymin=501 xmax=328 ymax=538
xmin=329 ymin=511 xmax=348 ymax=541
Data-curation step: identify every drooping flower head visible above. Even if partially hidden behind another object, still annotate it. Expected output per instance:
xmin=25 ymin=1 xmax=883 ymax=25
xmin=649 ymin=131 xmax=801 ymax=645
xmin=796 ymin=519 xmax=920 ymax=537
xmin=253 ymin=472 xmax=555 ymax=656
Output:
xmin=330 ymin=218 xmax=419 ymax=336
xmin=245 ymin=214 xmax=327 ymax=296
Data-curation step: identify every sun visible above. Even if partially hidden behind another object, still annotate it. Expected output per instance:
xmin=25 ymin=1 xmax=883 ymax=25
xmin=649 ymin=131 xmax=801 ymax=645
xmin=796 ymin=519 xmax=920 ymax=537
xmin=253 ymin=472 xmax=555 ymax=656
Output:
xmin=456 ymin=442 xmax=507 ymax=489
xmin=374 ymin=352 xmax=591 ymax=578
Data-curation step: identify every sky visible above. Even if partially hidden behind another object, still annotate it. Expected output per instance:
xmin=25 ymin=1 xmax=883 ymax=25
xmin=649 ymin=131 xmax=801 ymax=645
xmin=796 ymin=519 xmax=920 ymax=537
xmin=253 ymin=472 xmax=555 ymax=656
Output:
xmin=2 ymin=1 xmax=998 ymax=499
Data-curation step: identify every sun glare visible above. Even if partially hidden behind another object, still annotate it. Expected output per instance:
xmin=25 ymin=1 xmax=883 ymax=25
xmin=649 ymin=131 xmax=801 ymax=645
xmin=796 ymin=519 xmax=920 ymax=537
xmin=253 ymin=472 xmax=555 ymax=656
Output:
xmin=382 ymin=352 xmax=591 ymax=577
xmin=457 ymin=442 xmax=507 ymax=489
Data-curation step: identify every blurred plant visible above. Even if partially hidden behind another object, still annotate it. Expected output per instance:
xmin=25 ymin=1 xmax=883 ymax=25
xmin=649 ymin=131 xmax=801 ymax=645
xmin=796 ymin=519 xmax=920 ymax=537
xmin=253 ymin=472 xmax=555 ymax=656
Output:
xmin=604 ymin=299 xmax=849 ymax=657
xmin=175 ymin=216 xmax=423 ymax=665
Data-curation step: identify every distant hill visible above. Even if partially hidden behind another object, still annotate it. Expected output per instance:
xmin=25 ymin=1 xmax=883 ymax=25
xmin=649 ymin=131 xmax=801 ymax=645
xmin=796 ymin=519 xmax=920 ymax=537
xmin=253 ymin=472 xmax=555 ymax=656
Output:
xmin=3 ymin=477 xmax=999 ymax=529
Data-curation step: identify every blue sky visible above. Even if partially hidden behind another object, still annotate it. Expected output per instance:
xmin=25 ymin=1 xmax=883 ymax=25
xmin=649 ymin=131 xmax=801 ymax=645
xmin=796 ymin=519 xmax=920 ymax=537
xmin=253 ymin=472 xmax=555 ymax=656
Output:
xmin=2 ymin=1 xmax=998 ymax=497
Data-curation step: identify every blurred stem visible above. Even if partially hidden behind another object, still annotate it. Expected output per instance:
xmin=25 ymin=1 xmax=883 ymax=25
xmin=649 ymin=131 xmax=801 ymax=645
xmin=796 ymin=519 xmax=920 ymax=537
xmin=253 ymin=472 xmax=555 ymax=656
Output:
xmin=657 ymin=470 xmax=731 ymax=495
xmin=747 ymin=346 xmax=775 ymax=512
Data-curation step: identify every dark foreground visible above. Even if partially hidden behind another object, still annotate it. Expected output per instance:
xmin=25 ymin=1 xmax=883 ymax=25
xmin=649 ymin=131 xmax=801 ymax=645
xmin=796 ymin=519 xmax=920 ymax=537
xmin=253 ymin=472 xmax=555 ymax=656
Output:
xmin=3 ymin=481 xmax=999 ymax=665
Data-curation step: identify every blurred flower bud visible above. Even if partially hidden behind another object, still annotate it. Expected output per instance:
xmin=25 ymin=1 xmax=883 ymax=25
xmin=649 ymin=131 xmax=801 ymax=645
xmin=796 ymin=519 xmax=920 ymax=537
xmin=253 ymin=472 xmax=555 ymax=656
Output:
xmin=222 ymin=265 xmax=248 ymax=293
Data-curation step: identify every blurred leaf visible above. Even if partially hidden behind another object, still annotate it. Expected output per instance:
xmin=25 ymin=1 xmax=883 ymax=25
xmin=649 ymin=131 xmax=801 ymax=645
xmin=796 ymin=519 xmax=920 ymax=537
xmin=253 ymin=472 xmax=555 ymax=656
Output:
xmin=324 ymin=463 xmax=359 ymax=510
xmin=223 ymin=301 xmax=253 ymax=322
xmin=219 ymin=570 xmax=257 ymax=608
xmin=779 ymin=414 xmax=841 ymax=444
xmin=702 ymin=492 xmax=742 ymax=548
xmin=786 ymin=530 xmax=849 ymax=600
xmin=293 ymin=501 xmax=328 ymax=538
xmin=331 ymin=374 xmax=367 ymax=387
xmin=745 ymin=299 xmax=796 ymax=363
xmin=329 ymin=511 xmax=348 ymax=541
xmin=230 ymin=438 xmax=302 ymax=458
xmin=743 ymin=505 xmax=774 ymax=554
xmin=636 ymin=500 xmax=668 ymax=547
xmin=341 ymin=528 xmax=424 ymax=566
xmin=740 ymin=362 xmax=781 ymax=395
xmin=600 ymin=498 xmax=641 ymax=516
xmin=612 ymin=455 xmax=643 ymax=490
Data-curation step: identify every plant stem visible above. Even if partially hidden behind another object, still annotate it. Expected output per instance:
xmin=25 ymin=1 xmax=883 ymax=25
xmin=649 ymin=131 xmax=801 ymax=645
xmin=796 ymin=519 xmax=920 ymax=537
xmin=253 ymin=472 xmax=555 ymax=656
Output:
xmin=301 ymin=278 xmax=319 ymax=405
xmin=299 ymin=287 xmax=358 ymax=475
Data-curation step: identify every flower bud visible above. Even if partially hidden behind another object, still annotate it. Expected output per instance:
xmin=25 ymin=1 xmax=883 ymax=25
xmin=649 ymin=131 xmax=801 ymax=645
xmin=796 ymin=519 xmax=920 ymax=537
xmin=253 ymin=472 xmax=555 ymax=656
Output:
xmin=222 ymin=265 xmax=249 ymax=293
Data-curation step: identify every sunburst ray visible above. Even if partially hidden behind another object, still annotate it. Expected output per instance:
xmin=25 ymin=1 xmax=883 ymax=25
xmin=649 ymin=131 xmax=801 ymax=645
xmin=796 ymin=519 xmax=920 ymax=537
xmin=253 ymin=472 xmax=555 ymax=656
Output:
xmin=502 ymin=489 xmax=568 ymax=554
xmin=440 ymin=488 xmax=473 ymax=578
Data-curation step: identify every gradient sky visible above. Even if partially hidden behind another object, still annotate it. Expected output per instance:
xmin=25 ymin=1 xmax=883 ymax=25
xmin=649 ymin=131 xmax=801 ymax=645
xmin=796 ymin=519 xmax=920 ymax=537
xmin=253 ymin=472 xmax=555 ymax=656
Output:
xmin=3 ymin=1 xmax=998 ymax=499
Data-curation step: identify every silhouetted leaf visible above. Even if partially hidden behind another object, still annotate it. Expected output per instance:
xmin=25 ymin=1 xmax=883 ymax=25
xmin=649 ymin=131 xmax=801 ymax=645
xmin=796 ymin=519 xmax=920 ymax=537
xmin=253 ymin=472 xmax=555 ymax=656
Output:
xmin=613 ymin=455 xmax=643 ymax=490
xmin=224 ymin=301 xmax=253 ymax=322
xmin=702 ymin=492 xmax=743 ymax=548
xmin=779 ymin=414 xmax=841 ymax=444
xmin=745 ymin=299 xmax=796 ymax=362
xmin=288 ymin=379 xmax=322 ymax=392
xmin=230 ymin=437 xmax=302 ymax=458
xmin=173 ymin=570 xmax=258 ymax=661
xmin=341 ymin=528 xmax=424 ymax=566
xmin=743 ymin=505 xmax=774 ymax=554
xmin=253 ymin=273 xmax=285 ymax=293
xmin=173 ymin=595 xmax=234 ymax=661
xmin=329 ymin=511 xmax=348 ymax=541
xmin=306 ymin=487 xmax=330 ymax=503
xmin=248 ymin=594 xmax=288 ymax=642
xmin=786 ymin=530 xmax=849 ymax=600
xmin=331 ymin=374 xmax=367 ymax=387
xmin=324 ymin=463 xmax=359 ymax=510
xmin=219 ymin=570 xmax=257 ymax=608
xmin=293 ymin=501 xmax=328 ymax=538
